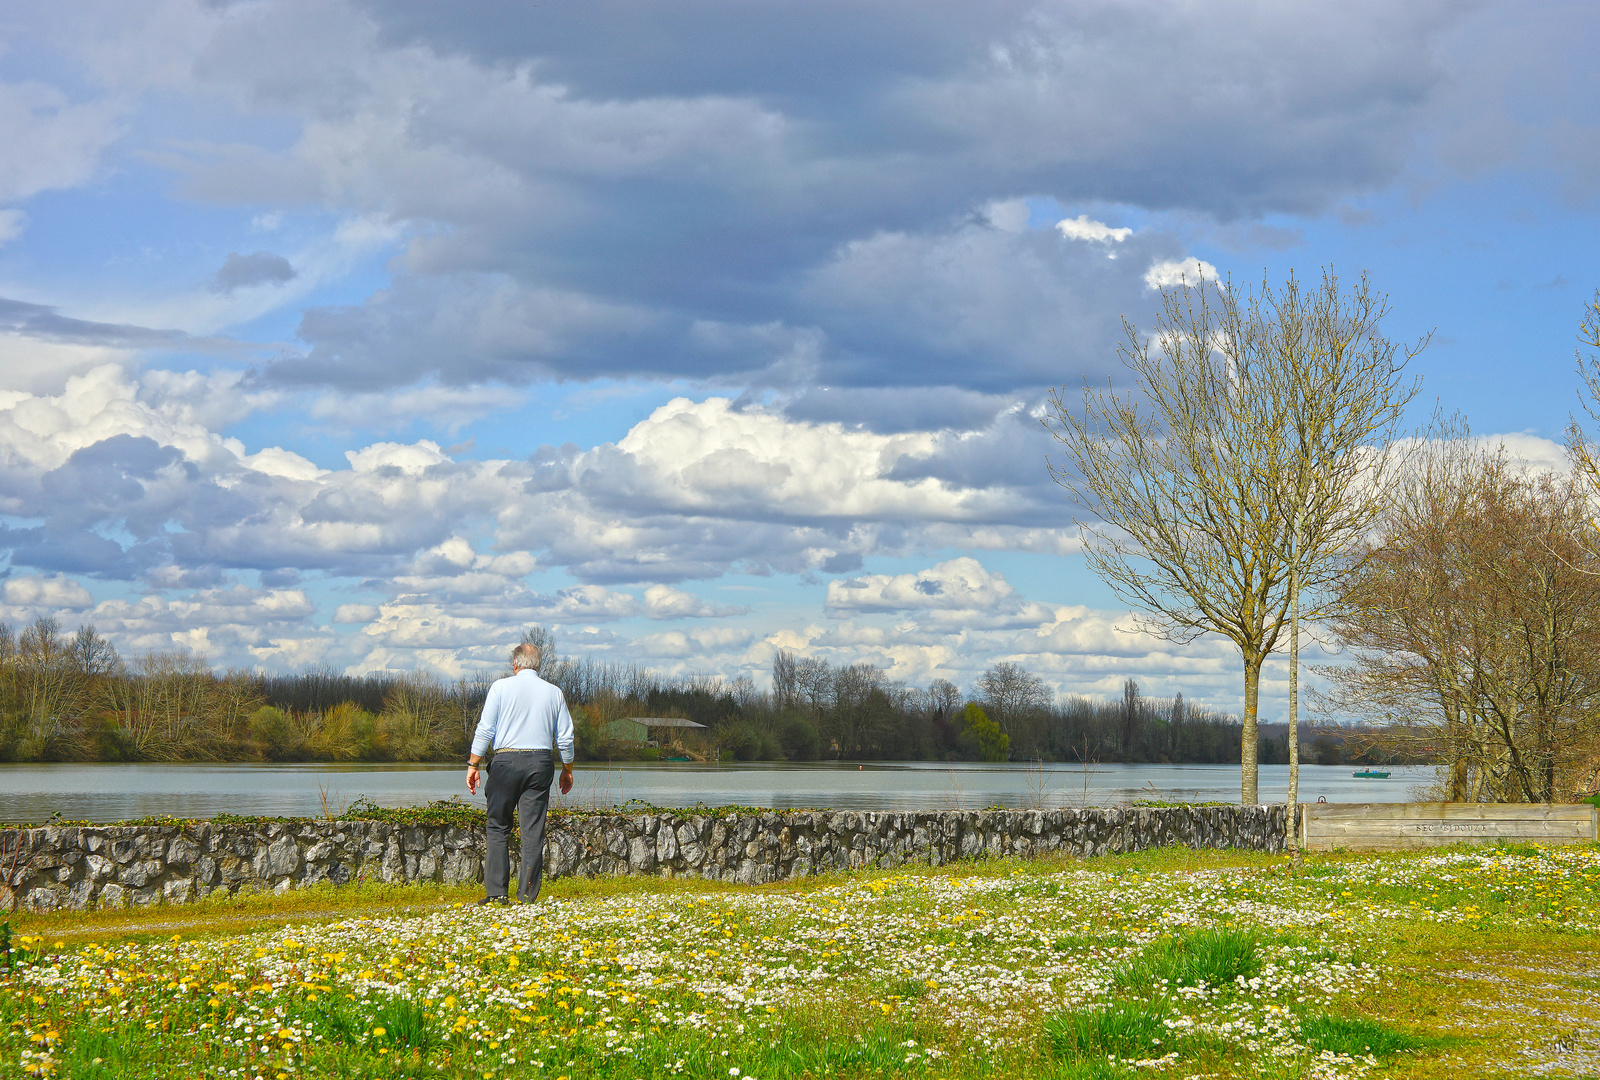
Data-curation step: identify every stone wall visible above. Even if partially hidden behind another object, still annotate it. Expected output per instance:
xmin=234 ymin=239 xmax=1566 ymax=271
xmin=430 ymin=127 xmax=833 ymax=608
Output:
xmin=1 ymin=805 xmax=1287 ymax=912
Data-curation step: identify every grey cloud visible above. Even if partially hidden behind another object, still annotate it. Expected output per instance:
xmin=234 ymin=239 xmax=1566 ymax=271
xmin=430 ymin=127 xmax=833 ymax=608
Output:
xmin=360 ymin=0 xmax=1027 ymax=103
xmin=355 ymin=0 xmax=1454 ymax=219
xmin=529 ymin=514 xmax=865 ymax=584
xmin=272 ymin=216 xmax=1179 ymax=396
xmin=0 ymin=525 xmax=145 ymax=578
xmin=561 ymin=627 xmax=621 ymax=649
xmin=211 ymin=250 xmax=296 ymax=293
xmin=820 ymin=552 xmax=863 ymax=574
xmin=885 ymin=408 xmax=1067 ymax=514
xmin=48 ymin=434 xmax=184 ymax=494
xmin=801 ymin=220 xmax=1176 ymax=391
xmin=5 ymin=434 xmax=275 ymax=579
xmin=781 ymin=386 xmax=1016 ymax=434
xmin=146 ymin=564 xmax=227 ymax=589
xmin=157 ymin=0 xmax=1474 ymax=392
xmin=267 ymin=275 xmax=669 ymax=390
xmin=2 ymin=424 xmax=484 ymax=583
xmin=27 ymin=435 xmax=205 ymax=575
xmin=0 ymin=297 xmax=192 ymax=348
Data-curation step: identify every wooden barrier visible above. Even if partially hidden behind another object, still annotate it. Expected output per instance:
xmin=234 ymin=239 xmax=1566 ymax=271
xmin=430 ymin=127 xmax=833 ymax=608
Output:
xmin=1300 ymin=802 xmax=1599 ymax=852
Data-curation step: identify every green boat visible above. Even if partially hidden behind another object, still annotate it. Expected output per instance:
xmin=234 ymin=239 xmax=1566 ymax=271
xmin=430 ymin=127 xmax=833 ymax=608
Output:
xmin=1351 ymin=769 xmax=1391 ymax=779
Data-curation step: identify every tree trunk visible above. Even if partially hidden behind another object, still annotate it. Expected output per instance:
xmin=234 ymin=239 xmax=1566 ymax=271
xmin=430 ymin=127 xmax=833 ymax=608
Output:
xmin=1448 ymin=704 xmax=1469 ymax=800
xmin=1241 ymin=649 xmax=1262 ymax=804
xmin=1288 ymin=548 xmax=1301 ymax=854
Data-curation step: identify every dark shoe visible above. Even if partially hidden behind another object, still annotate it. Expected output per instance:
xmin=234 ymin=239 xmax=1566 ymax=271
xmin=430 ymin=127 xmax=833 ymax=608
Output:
xmin=476 ymin=895 xmax=510 ymax=906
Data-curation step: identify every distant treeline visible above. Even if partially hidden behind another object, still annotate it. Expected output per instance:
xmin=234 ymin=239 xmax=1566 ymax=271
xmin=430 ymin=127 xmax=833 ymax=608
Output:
xmin=0 ymin=618 xmax=1395 ymax=765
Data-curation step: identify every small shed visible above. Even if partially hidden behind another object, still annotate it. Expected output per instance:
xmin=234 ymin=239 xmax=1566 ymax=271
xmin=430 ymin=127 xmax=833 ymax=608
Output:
xmin=603 ymin=718 xmax=651 ymax=743
xmin=602 ymin=717 xmax=708 ymax=745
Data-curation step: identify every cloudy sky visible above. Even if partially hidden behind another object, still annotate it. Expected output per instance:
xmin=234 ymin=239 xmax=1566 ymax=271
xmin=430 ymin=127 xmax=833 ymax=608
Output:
xmin=0 ymin=1 xmax=1595 ymax=715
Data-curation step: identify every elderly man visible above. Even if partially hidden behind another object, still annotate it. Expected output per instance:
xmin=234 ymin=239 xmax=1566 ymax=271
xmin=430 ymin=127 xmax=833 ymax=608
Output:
xmin=466 ymin=642 xmax=576 ymax=905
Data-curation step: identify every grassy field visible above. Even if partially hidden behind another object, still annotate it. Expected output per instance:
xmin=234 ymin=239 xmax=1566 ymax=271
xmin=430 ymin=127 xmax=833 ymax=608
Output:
xmin=5 ymin=843 xmax=1600 ymax=1079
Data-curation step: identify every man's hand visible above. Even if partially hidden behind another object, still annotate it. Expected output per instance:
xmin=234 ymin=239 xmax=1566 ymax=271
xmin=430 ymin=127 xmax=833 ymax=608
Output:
xmin=466 ymin=763 xmax=482 ymax=796
xmin=559 ymin=762 xmax=574 ymax=796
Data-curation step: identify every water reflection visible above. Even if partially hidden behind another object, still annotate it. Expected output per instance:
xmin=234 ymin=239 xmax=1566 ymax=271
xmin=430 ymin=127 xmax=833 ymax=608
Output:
xmin=0 ymin=761 xmax=1435 ymax=823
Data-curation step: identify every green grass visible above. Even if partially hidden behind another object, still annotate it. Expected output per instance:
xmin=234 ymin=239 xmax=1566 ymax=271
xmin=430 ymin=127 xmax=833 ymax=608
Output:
xmin=306 ymin=994 xmax=369 ymax=1044
xmin=1491 ymin=838 xmax=1543 ymax=858
xmin=373 ymin=996 xmax=439 ymax=1052
xmin=1298 ymin=1013 xmax=1424 ymax=1058
xmin=1112 ymin=926 xmax=1262 ymax=994
xmin=1269 ymin=929 xmax=1376 ymax=967
xmin=1046 ymin=999 xmax=1171 ymax=1059
xmin=63 ymin=1024 xmax=129 ymax=1079
xmin=1047 ymin=1059 xmax=1129 ymax=1079
xmin=10 ymin=844 xmax=1600 ymax=1079
xmin=1054 ymin=930 xmax=1131 ymax=952
xmin=886 ymin=975 xmax=931 ymax=999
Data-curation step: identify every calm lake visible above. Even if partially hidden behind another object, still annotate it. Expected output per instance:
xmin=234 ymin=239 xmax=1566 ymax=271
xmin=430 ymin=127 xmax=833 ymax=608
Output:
xmin=0 ymin=761 xmax=1434 ymax=823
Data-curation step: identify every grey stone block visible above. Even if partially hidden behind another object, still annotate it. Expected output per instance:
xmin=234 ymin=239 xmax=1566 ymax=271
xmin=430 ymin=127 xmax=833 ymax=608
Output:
xmin=628 ymin=836 xmax=656 ymax=872
xmin=265 ymin=835 xmax=301 ymax=877
xmin=121 ymin=859 xmax=164 ymax=888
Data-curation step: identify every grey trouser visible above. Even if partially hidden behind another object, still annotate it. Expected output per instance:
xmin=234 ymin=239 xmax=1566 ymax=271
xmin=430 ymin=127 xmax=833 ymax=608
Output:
xmin=484 ymin=749 xmax=555 ymax=903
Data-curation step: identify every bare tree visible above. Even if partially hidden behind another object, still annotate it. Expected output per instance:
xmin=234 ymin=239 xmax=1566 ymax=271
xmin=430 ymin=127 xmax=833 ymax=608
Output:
xmin=927 ymin=678 xmax=962 ymax=723
xmin=1329 ymin=439 xmax=1600 ymax=802
xmin=795 ymin=656 xmax=834 ymax=718
xmin=976 ymin=661 xmax=1049 ymax=738
xmin=5 ymin=617 xmax=93 ymax=756
xmin=378 ymin=672 xmax=454 ymax=761
xmin=1120 ymin=678 xmax=1142 ymax=758
xmin=771 ymin=649 xmax=800 ymax=711
xmin=519 ymin=625 xmax=560 ymax=680
xmin=453 ymin=671 xmax=495 ymax=743
xmin=828 ymin=663 xmax=889 ymax=758
xmin=70 ymin=625 xmax=122 ymax=677
xmin=1566 ymin=289 xmax=1600 ymax=509
xmin=1324 ymin=423 xmax=1483 ymax=796
xmin=1045 ymin=271 xmax=1421 ymax=804
xmin=103 ymin=650 xmax=219 ymax=759
xmin=1259 ymin=270 xmax=1424 ymax=841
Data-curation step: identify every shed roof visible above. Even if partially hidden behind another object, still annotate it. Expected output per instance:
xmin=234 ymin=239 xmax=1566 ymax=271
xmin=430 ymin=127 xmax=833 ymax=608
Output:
xmin=624 ymin=717 xmax=707 ymax=729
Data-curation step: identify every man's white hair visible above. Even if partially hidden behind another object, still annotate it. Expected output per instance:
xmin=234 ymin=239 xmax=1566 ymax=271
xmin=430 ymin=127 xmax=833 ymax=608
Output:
xmin=511 ymin=643 xmax=542 ymax=670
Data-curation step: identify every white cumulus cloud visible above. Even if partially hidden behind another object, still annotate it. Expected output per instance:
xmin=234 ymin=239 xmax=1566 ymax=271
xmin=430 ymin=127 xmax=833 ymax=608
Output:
xmin=1144 ymin=257 xmax=1220 ymax=290
xmin=2 ymin=574 xmax=93 ymax=611
xmin=1056 ymin=215 xmax=1132 ymax=243
xmin=641 ymin=584 xmax=747 ymax=620
xmin=826 ymin=557 xmax=1058 ymax=630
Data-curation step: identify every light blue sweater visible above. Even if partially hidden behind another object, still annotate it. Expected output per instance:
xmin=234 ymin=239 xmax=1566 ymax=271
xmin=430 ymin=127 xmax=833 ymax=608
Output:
xmin=470 ymin=669 xmax=576 ymax=763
